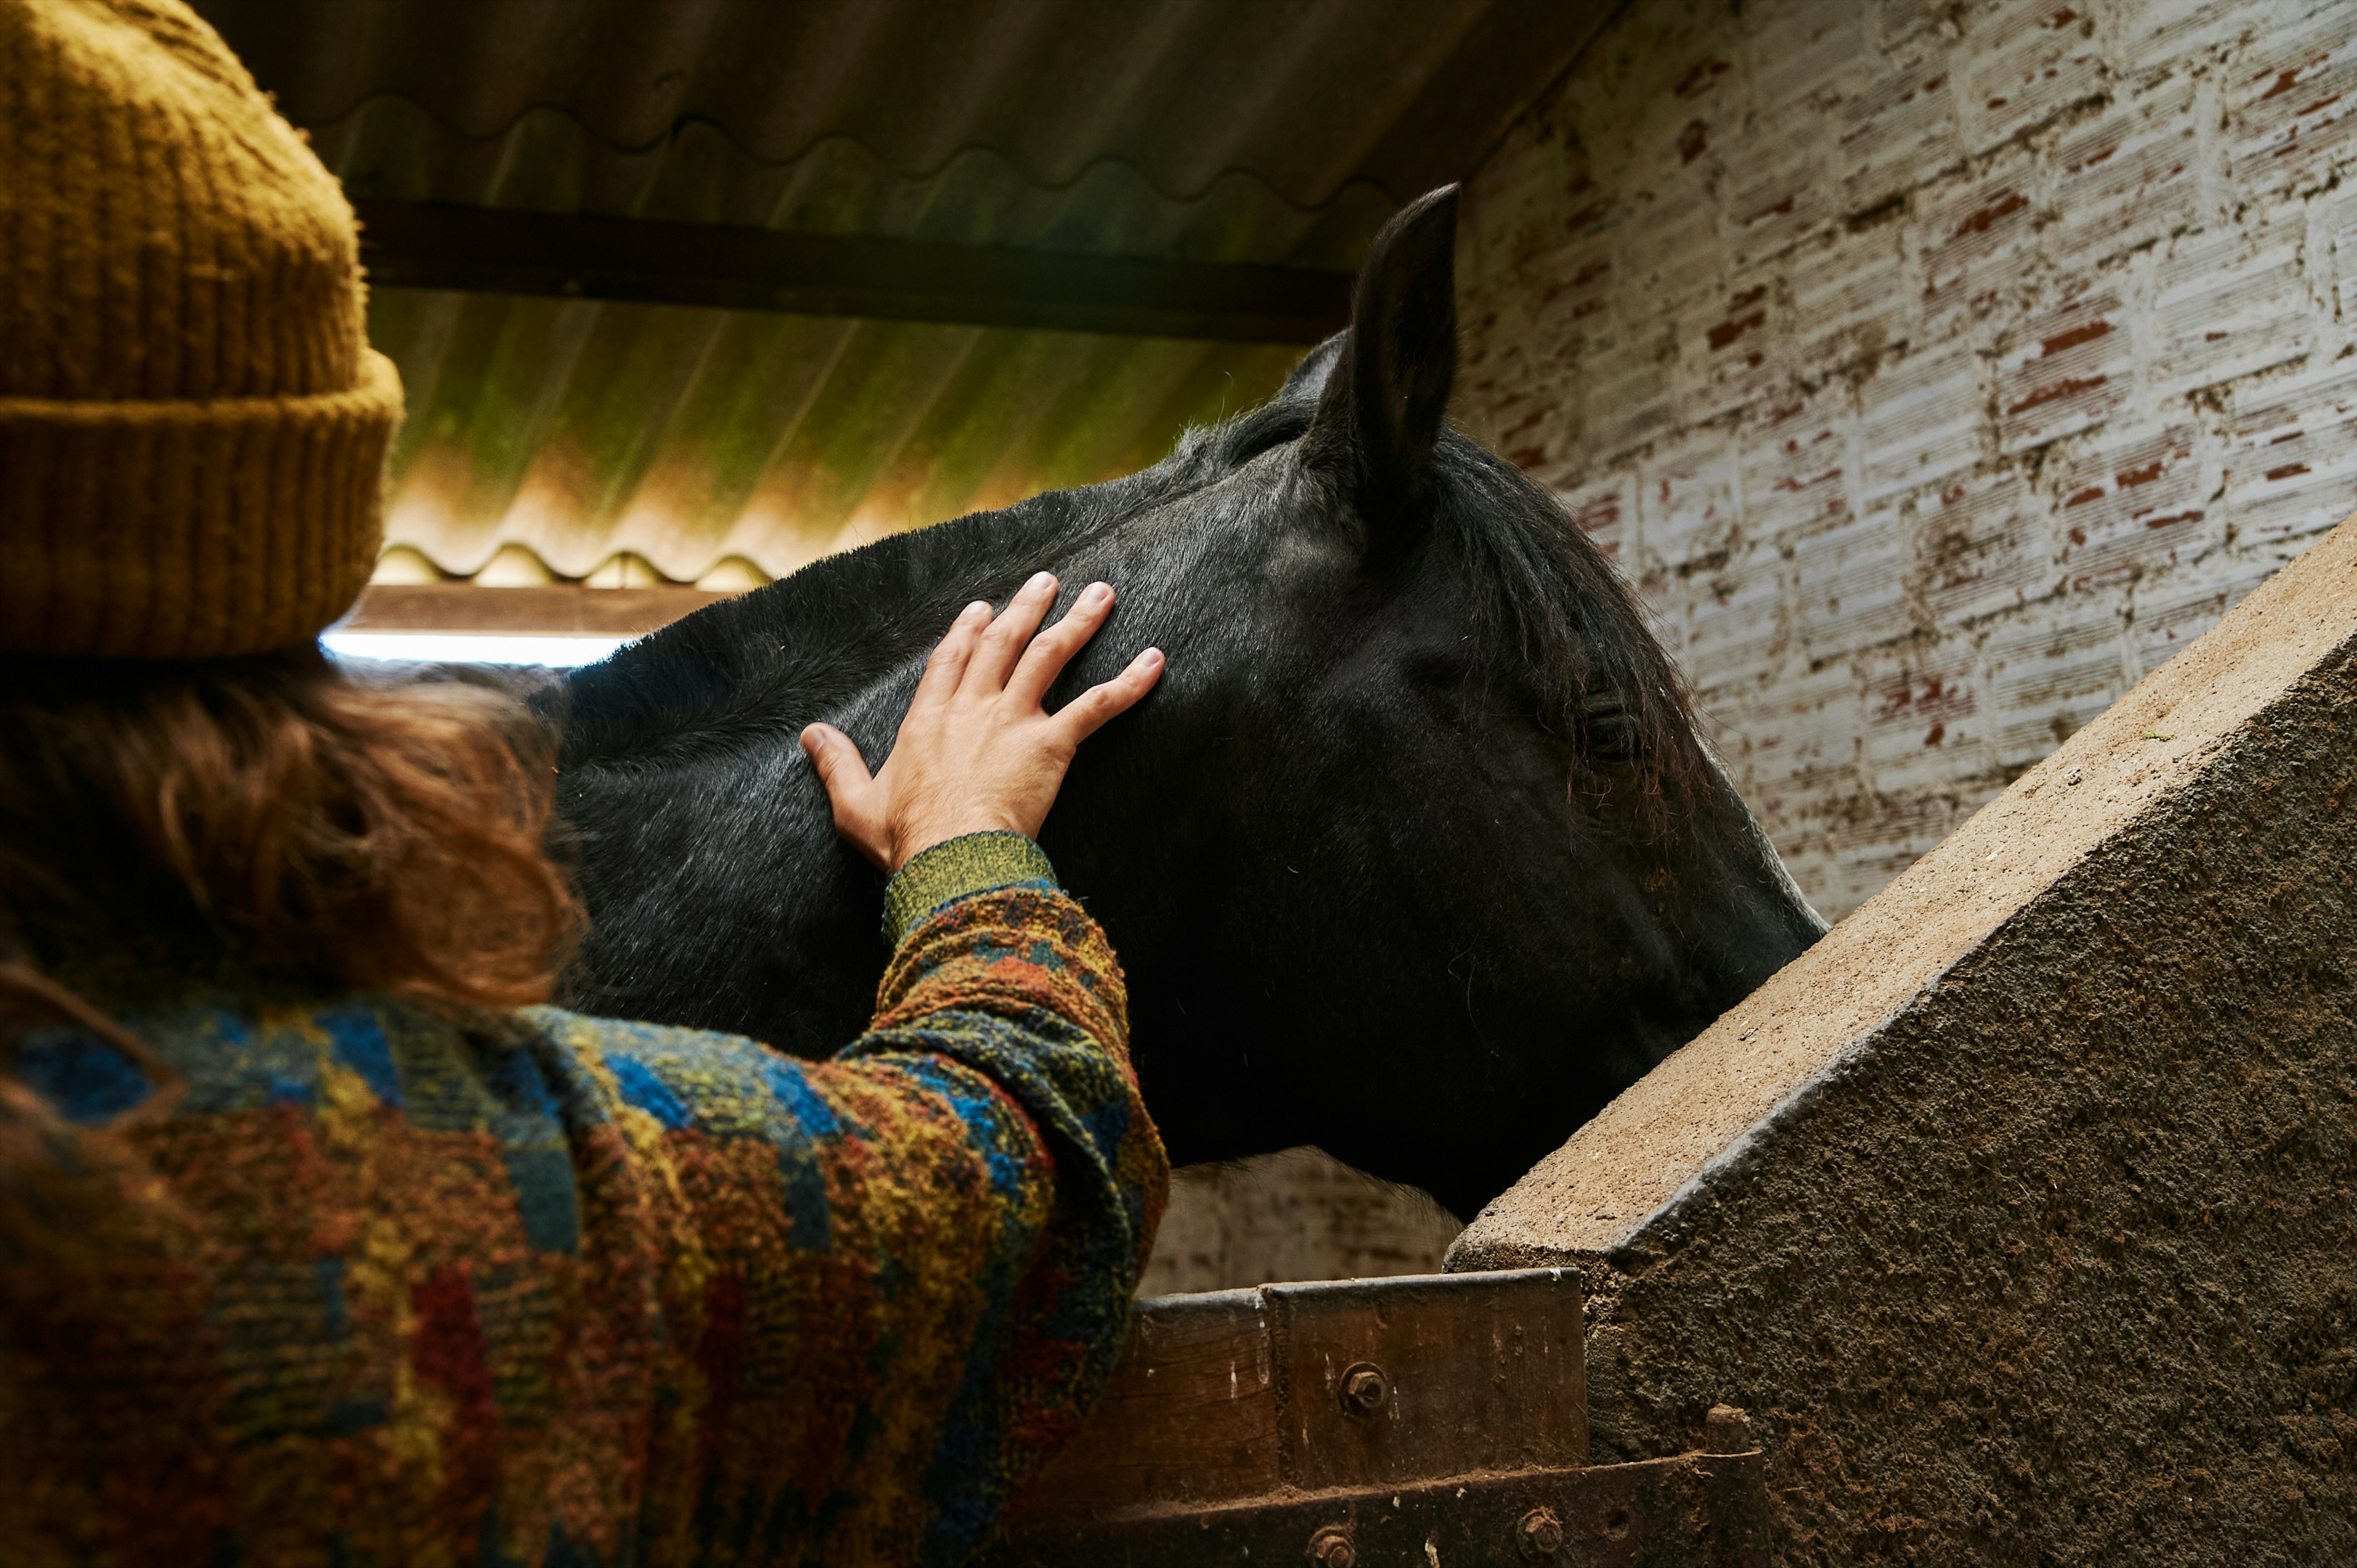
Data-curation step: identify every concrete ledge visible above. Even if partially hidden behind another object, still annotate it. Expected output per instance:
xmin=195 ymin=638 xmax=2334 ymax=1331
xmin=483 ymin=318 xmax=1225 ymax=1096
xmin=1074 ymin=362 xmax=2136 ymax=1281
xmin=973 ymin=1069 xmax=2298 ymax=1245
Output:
xmin=1449 ymin=513 xmax=2357 ymax=1562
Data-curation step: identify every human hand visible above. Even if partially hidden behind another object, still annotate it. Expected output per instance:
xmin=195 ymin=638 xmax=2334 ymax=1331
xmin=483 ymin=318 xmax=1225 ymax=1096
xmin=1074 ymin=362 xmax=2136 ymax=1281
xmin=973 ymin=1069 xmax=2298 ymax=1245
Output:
xmin=799 ymin=572 xmax=1165 ymax=873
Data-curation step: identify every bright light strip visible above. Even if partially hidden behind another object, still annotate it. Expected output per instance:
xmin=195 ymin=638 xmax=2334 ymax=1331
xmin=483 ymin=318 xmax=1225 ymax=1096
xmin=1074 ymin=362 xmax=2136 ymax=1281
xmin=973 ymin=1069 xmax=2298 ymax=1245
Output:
xmin=322 ymin=632 xmax=631 ymax=667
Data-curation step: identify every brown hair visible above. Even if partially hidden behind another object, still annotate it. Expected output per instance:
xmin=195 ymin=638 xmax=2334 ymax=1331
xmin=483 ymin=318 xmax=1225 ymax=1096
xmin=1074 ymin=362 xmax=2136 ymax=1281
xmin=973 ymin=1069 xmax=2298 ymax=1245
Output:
xmin=0 ymin=647 xmax=578 ymax=1008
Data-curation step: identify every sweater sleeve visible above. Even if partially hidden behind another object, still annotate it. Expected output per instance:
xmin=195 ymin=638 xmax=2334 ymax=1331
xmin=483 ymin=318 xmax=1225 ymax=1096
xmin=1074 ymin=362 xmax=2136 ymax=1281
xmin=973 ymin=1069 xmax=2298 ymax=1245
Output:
xmin=524 ymin=832 xmax=1167 ymax=1568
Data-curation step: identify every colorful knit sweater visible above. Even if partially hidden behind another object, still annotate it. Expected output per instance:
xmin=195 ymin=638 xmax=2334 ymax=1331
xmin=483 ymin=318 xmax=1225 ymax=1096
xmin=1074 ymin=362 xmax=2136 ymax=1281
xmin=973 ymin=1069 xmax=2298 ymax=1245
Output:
xmin=0 ymin=833 xmax=1167 ymax=1568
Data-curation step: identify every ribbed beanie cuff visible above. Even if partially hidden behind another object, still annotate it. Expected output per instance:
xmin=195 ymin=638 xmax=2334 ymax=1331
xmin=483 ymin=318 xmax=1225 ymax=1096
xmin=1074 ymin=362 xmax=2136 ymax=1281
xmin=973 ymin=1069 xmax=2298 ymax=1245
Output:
xmin=0 ymin=350 xmax=402 ymax=658
xmin=2 ymin=0 xmax=409 ymax=661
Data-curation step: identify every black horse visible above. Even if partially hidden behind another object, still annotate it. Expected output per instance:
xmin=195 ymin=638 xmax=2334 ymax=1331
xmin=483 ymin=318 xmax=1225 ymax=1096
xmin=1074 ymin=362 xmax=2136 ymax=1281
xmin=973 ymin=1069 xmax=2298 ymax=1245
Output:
xmin=542 ymin=188 xmax=1825 ymax=1223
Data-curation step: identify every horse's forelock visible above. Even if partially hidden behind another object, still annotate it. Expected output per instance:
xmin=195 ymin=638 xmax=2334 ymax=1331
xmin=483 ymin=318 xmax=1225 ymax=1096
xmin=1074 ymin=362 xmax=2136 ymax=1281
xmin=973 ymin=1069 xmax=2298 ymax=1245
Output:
xmin=1429 ymin=437 xmax=1717 ymax=833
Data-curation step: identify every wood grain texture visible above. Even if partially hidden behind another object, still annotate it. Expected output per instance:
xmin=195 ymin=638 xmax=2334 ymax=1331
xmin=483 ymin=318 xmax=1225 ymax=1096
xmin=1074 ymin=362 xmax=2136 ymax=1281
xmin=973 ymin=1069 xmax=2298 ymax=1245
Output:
xmin=1270 ymin=1269 xmax=1587 ymax=1490
xmin=346 ymin=584 xmax=736 ymax=635
xmin=1011 ymin=1289 xmax=1280 ymax=1517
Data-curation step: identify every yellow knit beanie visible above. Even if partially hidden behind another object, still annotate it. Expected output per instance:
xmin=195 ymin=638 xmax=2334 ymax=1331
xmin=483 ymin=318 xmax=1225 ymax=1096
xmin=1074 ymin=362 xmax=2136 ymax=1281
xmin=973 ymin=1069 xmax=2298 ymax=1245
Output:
xmin=0 ymin=0 xmax=402 ymax=658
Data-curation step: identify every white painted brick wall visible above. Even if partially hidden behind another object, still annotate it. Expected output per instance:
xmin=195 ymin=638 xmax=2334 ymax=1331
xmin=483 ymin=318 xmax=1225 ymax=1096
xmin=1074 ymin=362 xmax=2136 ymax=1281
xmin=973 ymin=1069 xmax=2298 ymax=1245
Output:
xmin=1138 ymin=1148 xmax=1463 ymax=1297
xmin=1459 ymin=0 xmax=2357 ymax=920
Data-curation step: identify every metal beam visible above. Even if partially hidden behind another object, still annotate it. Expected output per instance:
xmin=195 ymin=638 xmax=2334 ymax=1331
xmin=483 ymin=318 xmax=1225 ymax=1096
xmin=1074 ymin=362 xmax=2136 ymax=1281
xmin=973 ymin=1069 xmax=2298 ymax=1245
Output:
xmin=352 ymin=200 xmax=1355 ymax=343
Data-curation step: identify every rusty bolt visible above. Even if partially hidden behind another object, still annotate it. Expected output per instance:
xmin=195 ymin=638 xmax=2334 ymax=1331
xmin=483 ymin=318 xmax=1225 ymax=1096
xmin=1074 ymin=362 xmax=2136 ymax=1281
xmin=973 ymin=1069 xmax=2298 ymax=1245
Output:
xmin=1306 ymin=1524 xmax=1356 ymax=1567
xmin=1339 ymin=1361 xmax=1389 ymax=1416
xmin=1704 ymin=1404 xmax=1755 ymax=1453
xmin=1515 ymin=1506 xmax=1564 ymax=1561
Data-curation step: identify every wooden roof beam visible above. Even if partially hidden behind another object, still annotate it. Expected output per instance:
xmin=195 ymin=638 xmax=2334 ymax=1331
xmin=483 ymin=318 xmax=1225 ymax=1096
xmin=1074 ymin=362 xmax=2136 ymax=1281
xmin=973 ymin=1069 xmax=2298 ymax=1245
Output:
xmin=352 ymin=199 xmax=1355 ymax=343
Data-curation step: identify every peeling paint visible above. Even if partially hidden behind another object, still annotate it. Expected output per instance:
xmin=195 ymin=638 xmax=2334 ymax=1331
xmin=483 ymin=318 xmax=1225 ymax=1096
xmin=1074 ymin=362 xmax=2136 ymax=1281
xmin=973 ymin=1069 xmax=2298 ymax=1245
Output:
xmin=1454 ymin=0 xmax=2357 ymax=928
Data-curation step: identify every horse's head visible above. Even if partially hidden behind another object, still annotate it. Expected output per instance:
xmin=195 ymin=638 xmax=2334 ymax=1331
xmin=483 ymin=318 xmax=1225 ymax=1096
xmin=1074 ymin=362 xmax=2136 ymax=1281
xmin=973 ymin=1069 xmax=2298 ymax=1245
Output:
xmin=550 ymin=187 xmax=1824 ymax=1225
xmin=1028 ymin=189 xmax=1826 ymax=1219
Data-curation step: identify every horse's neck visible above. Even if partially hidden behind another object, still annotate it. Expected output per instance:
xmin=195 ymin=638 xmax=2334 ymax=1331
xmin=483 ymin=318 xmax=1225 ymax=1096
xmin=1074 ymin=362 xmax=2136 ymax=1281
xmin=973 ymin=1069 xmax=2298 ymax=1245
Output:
xmin=561 ymin=459 xmax=1210 ymax=772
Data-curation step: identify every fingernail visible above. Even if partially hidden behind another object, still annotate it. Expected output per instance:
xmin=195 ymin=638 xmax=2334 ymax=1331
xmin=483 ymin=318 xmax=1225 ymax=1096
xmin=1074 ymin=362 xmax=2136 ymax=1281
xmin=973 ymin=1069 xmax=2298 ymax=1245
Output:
xmin=1082 ymin=581 xmax=1112 ymax=608
xmin=1027 ymin=570 xmax=1054 ymax=595
xmin=799 ymin=725 xmax=825 ymax=754
xmin=1138 ymin=648 xmax=1164 ymax=669
xmin=965 ymin=600 xmax=991 ymax=619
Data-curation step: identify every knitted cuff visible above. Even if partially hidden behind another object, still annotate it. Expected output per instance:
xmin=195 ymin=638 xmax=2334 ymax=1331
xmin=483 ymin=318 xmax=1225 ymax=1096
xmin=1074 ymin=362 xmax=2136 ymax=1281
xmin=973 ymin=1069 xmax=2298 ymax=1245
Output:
xmin=882 ymin=832 xmax=1060 ymax=949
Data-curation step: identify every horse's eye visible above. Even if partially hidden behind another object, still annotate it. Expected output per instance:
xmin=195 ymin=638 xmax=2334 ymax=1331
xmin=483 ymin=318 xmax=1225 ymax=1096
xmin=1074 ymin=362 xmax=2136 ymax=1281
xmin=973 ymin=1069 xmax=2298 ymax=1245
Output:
xmin=1581 ymin=700 xmax=1640 ymax=765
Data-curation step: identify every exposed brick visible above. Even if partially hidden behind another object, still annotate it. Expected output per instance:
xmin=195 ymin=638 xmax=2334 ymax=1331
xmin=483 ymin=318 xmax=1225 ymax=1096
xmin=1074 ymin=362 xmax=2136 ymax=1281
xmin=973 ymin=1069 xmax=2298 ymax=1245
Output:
xmin=1996 ymin=287 xmax=2133 ymax=452
xmin=1458 ymin=0 xmax=2357 ymax=920
xmin=2324 ymin=184 xmax=2357 ymax=340
xmin=1513 ymin=240 xmax=1617 ymax=369
xmin=1919 ymin=158 xmax=2040 ymax=327
xmin=1580 ymin=324 xmax=1680 ymax=460
xmin=1960 ymin=1 xmax=2106 ymax=152
xmin=2046 ymin=422 xmax=2210 ymax=592
xmin=1725 ymin=123 xmax=1836 ymax=268
xmin=1837 ymin=46 xmax=1965 ymax=213
xmin=1680 ymin=270 xmax=1789 ymax=421
xmin=1791 ymin=226 xmax=1916 ymax=366
xmin=1637 ymin=430 xmax=1742 ymax=578
xmin=2224 ymin=361 xmax=2357 ymax=547
xmin=2045 ymin=78 xmax=2204 ymax=269
xmin=1862 ymin=645 xmax=1988 ymax=793
xmin=1555 ymin=472 xmax=1637 ymax=565
xmin=1744 ymin=0 xmax=1872 ymax=113
xmin=2125 ymin=0 xmax=2266 ymax=78
xmin=1632 ymin=191 xmax=1732 ymax=322
xmin=2226 ymin=9 xmax=2357 ymax=197
xmin=1918 ymin=470 xmax=2051 ymax=628
xmin=1740 ymin=393 xmax=1855 ymax=540
xmin=1876 ymin=0 xmax=1958 ymax=54
xmin=1737 ymin=661 xmax=1864 ymax=799
xmin=1481 ymin=374 xmax=1572 ymax=475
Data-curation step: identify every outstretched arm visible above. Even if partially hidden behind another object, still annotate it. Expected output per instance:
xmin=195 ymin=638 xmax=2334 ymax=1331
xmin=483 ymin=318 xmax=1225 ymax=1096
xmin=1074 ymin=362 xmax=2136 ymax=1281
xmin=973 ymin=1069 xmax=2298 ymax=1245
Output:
xmin=534 ymin=576 xmax=1168 ymax=1564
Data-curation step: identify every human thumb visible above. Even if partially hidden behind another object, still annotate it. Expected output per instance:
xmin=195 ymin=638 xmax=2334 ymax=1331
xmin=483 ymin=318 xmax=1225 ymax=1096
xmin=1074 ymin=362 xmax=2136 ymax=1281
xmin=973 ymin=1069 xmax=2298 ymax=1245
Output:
xmin=799 ymin=724 xmax=887 ymax=867
xmin=800 ymin=722 xmax=874 ymax=791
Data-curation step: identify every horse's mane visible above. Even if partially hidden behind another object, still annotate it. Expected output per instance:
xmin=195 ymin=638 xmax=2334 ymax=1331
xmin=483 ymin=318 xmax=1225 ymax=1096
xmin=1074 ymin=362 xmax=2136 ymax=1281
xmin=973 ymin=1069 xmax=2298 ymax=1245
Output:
xmin=545 ymin=428 xmax=1236 ymax=772
xmin=551 ymin=393 xmax=1710 ymax=821
xmin=1424 ymin=433 xmax=1714 ymax=825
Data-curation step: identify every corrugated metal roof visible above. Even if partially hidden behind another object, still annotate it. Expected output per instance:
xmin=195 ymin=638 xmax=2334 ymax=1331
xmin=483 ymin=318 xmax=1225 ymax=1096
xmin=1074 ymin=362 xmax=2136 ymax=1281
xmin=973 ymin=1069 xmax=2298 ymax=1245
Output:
xmin=192 ymin=0 xmax=1613 ymax=592
xmin=370 ymin=294 xmax=1305 ymax=581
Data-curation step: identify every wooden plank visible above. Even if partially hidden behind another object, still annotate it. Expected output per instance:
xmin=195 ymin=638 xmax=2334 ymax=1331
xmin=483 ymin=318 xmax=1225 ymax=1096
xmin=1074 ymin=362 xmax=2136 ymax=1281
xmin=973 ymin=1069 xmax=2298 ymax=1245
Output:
xmin=1009 ymin=1270 xmax=1584 ymax=1527
xmin=1013 ymin=1288 xmax=1281 ymax=1518
xmin=990 ymin=1273 xmax=1772 ymax=1566
xmin=352 ymin=200 xmax=1356 ymax=344
xmin=343 ymin=584 xmax=738 ymax=637
xmin=1269 ymin=1267 xmax=1587 ymax=1492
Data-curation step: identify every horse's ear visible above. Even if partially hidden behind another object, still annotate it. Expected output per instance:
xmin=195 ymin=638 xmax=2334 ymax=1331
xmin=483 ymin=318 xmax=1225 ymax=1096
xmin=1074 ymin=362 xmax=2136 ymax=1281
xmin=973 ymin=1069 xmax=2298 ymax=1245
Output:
xmin=1303 ymin=184 xmax=1459 ymax=536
